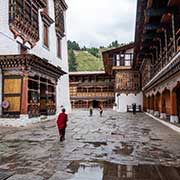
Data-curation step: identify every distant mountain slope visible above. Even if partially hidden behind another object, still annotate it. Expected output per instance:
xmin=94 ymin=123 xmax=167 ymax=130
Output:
xmin=74 ymin=50 xmax=104 ymax=71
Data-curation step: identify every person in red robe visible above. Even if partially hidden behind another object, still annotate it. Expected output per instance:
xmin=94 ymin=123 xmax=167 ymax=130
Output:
xmin=57 ymin=108 xmax=68 ymax=141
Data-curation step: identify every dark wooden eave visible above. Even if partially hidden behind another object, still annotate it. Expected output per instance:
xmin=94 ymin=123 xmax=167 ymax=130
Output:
xmin=0 ymin=54 xmax=66 ymax=79
xmin=40 ymin=12 xmax=54 ymax=26
xmin=145 ymin=6 xmax=177 ymax=17
xmin=102 ymin=43 xmax=134 ymax=54
xmin=60 ymin=0 xmax=68 ymax=10
xmin=35 ymin=0 xmax=47 ymax=8
xmin=143 ymin=32 xmax=163 ymax=40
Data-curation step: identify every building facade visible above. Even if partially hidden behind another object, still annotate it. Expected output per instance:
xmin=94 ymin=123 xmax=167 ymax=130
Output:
xmin=102 ymin=44 xmax=143 ymax=112
xmin=134 ymin=0 xmax=180 ymax=123
xmin=0 ymin=0 xmax=70 ymax=125
xmin=69 ymin=71 xmax=115 ymax=109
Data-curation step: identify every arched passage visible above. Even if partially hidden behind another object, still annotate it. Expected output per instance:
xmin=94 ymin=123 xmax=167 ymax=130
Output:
xmin=150 ymin=94 xmax=155 ymax=113
xmin=147 ymin=96 xmax=150 ymax=111
xmin=171 ymin=83 xmax=180 ymax=123
xmin=161 ymin=89 xmax=170 ymax=120
xmin=154 ymin=92 xmax=160 ymax=117
xmin=176 ymin=86 xmax=180 ymax=121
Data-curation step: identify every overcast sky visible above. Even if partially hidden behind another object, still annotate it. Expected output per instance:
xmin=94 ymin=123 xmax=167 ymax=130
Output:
xmin=66 ymin=0 xmax=137 ymax=48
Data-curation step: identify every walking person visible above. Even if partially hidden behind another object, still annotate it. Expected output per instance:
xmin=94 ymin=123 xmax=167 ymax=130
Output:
xmin=99 ymin=105 xmax=103 ymax=117
xmin=132 ymin=103 xmax=136 ymax=115
xmin=89 ymin=106 xmax=93 ymax=117
xmin=60 ymin=105 xmax=64 ymax=111
xmin=57 ymin=108 xmax=68 ymax=142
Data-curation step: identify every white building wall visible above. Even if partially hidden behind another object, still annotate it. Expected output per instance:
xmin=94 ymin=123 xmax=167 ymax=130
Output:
xmin=116 ymin=92 xmax=143 ymax=112
xmin=0 ymin=0 xmax=71 ymax=115
xmin=0 ymin=1 xmax=19 ymax=54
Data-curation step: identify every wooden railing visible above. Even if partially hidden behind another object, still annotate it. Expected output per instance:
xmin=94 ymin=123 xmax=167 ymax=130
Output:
xmin=76 ymin=92 xmax=114 ymax=97
xmin=149 ymin=36 xmax=180 ymax=80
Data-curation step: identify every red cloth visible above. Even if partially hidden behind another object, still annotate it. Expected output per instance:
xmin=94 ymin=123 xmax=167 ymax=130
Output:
xmin=57 ymin=112 xmax=68 ymax=129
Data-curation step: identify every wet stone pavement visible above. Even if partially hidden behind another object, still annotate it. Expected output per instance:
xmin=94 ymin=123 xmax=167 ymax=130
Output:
xmin=1 ymin=110 xmax=180 ymax=179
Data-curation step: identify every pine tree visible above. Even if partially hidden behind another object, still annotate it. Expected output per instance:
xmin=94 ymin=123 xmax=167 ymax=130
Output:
xmin=68 ymin=49 xmax=77 ymax=72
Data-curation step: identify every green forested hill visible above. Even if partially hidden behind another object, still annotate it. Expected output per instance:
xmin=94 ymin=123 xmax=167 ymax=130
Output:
xmin=68 ymin=40 xmax=126 ymax=72
xmin=74 ymin=50 xmax=104 ymax=71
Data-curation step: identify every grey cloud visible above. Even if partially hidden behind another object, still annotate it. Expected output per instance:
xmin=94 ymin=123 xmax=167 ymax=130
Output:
xmin=66 ymin=0 xmax=137 ymax=47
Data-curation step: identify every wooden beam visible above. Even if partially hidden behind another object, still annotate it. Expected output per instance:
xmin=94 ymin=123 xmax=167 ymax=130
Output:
xmin=21 ymin=72 xmax=28 ymax=114
xmin=145 ymin=7 xmax=177 ymax=17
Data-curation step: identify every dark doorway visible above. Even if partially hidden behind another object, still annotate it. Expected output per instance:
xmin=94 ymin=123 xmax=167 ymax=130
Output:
xmin=93 ymin=100 xmax=99 ymax=108
xmin=40 ymin=81 xmax=47 ymax=115
xmin=176 ymin=87 xmax=180 ymax=121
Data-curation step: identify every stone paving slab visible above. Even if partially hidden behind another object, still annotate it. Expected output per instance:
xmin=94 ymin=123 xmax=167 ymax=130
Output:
xmin=0 ymin=110 xmax=180 ymax=179
xmin=0 ymin=170 xmax=13 ymax=180
xmin=7 ymin=174 xmax=44 ymax=180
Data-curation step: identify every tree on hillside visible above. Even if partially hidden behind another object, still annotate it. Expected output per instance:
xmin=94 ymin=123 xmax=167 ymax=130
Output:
xmin=87 ymin=47 xmax=100 ymax=57
xmin=68 ymin=49 xmax=77 ymax=72
xmin=108 ymin=40 xmax=119 ymax=48
xmin=82 ymin=46 xmax=87 ymax=50
xmin=68 ymin=40 xmax=80 ymax=50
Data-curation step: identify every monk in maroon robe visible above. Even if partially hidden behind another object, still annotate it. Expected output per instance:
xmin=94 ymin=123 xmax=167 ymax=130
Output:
xmin=57 ymin=108 xmax=68 ymax=141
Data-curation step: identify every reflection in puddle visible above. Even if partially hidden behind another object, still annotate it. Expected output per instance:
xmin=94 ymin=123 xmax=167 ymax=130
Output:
xmin=68 ymin=161 xmax=180 ymax=180
xmin=113 ymin=143 xmax=134 ymax=156
xmin=68 ymin=162 xmax=103 ymax=180
xmin=83 ymin=141 xmax=107 ymax=148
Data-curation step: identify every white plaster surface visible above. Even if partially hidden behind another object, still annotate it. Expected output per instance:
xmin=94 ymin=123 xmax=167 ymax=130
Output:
xmin=116 ymin=92 xmax=143 ymax=112
xmin=0 ymin=115 xmax=57 ymax=127
xmin=160 ymin=113 xmax=166 ymax=119
xmin=170 ymin=115 xmax=179 ymax=123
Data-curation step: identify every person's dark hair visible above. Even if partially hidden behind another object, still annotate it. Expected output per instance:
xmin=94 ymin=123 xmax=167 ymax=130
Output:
xmin=62 ymin=108 xmax=66 ymax=112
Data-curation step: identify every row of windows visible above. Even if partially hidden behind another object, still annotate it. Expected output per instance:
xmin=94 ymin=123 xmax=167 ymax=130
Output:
xmin=70 ymin=78 xmax=113 ymax=83
xmin=43 ymin=24 xmax=62 ymax=59
xmin=20 ymin=25 xmax=62 ymax=59
xmin=116 ymin=79 xmax=139 ymax=83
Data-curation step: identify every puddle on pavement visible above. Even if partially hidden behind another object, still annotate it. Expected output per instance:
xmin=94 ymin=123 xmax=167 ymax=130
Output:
xmin=113 ymin=143 xmax=134 ymax=156
xmin=83 ymin=141 xmax=107 ymax=148
xmin=67 ymin=160 xmax=180 ymax=180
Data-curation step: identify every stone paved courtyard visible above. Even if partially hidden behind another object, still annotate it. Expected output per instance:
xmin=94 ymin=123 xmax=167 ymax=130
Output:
xmin=1 ymin=110 xmax=180 ymax=179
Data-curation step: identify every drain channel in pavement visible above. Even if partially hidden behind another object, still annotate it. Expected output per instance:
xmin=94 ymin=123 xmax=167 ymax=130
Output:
xmin=67 ymin=161 xmax=180 ymax=180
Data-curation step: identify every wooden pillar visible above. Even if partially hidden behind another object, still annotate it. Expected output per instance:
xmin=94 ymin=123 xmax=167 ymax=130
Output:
xmin=159 ymin=92 xmax=166 ymax=119
xmin=21 ymin=72 xmax=28 ymax=114
xmin=170 ymin=90 xmax=178 ymax=123
xmin=149 ymin=96 xmax=152 ymax=110
xmin=143 ymin=95 xmax=147 ymax=111
xmin=46 ymin=79 xmax=49 ymax=115
xmin=154 ymin=95 xmax=157 ymax=112
xmin=152 ymin=96 xmax=154 ymax=111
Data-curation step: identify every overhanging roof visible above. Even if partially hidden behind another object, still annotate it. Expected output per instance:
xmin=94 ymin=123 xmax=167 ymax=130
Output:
xmin=0 ymin=54 xmax=66 ymax=79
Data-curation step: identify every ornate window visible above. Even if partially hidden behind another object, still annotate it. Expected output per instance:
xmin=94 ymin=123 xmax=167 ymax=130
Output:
xmin=54 ymin=0 xmax=67 ymax=38
xmin=43 ymin=24 xmax=49 ymax=47
xmin=57 ymin=36 xmax=62 ymax=58
xmin=9 ymin=0 xmax=46 ymax=48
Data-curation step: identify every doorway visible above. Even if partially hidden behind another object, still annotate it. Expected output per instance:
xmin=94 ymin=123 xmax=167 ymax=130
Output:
xmin=176 ymin=87 xmax=180 ymax=121
xmin=93 ymin=100 xmax=99 ymax=108
xmin=40 ymin=82 xmax=47 ymax=115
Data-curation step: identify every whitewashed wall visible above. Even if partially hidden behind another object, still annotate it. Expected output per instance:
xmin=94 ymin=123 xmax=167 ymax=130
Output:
xmin=0 ymin=0 xmax=71 ymax=115
xmin=116 ymin=92 xmax=143 ymax=112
